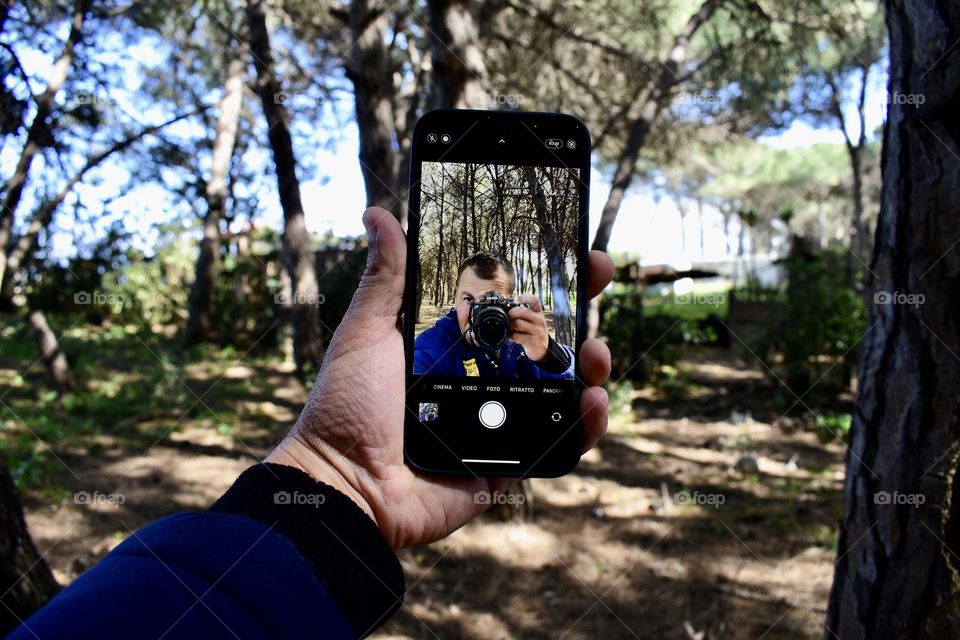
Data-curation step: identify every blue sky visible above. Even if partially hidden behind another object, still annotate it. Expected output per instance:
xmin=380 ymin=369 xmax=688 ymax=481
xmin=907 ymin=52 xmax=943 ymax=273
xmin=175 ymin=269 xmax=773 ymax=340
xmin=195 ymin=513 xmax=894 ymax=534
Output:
xmin=2 ymin=25 xmax=890 ymax=267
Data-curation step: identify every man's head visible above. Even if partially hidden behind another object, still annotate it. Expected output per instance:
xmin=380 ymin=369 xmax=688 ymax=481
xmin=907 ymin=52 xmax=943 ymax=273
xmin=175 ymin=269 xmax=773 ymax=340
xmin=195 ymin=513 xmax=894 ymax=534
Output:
xmin=453 ymin=251 xmax=516 ymax=334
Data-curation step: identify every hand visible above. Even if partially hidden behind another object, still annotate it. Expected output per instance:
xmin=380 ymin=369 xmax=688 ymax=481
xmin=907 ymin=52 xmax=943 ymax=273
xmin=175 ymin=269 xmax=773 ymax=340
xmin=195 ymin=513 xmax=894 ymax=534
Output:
xmin=508 ymin=294 xmax=550 ymax=362
xmin=266 ymin=207 xmax=615 ymax=549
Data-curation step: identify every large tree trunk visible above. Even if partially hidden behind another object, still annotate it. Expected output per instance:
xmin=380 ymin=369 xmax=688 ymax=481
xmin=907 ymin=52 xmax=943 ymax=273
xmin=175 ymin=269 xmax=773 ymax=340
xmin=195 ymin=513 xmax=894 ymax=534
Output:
xmin=0 ymin=460 xmax=59 ymax=636
xmin=347 ymin=0 xmax=400 ymax=213
xmin=246 ymin=0 xmax=324 ymax=373
xmin=824 ymin=2 xmax=960 ymax=638
xmin=27 ymin=309 xmax=75 ymax=392
xmin=0 ymin=0 xmax=92 ymax=286
xmin=186 ymin=42 xmax=246 ymax=345
xmin=426 ymin=0 xmax=488 ymax=109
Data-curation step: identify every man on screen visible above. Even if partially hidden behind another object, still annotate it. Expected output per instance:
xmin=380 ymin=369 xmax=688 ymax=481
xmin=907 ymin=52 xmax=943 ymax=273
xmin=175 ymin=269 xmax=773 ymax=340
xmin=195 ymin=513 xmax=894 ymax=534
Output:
xmin=414 ymin=251 xmax=575 ymax=379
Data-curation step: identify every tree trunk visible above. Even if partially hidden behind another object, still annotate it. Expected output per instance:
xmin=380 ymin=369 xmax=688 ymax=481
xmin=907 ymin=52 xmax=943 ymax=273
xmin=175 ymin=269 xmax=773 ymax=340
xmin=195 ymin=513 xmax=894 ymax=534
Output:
xmin=0 ymin=460 xmax=59 ymax=636
xmin=0 ymin=0 xmax=92 ymax=286
xmin=186 ymin=42 xmax=246 ymax=344
xmin=28 ymin=309 xmax=75 ymax=392
xmin=524 ymin=167 xmax=572 ymax=347
xmin=348 ymin=0 xmax=400 ymax=213
xmin=591 ymin=0 xmax=722 ymax=254
xmin=246 ymin=0 xmax=324 ymax=373
xmin=434 ymin=171 xmax=444 ymax=305
xmin=426 ymin=0 xmax=487 ymax=109
xmin=825 ymin=2 xmax=960 ymax=638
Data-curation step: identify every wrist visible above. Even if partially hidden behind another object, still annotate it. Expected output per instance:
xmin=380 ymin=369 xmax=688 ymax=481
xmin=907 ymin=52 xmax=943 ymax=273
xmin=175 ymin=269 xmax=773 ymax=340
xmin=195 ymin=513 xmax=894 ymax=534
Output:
xmin=265 ymin=435 xmax=378 ymax=527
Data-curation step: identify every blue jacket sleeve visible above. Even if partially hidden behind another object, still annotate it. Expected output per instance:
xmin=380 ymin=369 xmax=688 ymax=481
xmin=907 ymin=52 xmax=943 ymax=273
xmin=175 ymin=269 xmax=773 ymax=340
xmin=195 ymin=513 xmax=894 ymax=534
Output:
xmin=10 ymin=464 xmax=405 ymax=640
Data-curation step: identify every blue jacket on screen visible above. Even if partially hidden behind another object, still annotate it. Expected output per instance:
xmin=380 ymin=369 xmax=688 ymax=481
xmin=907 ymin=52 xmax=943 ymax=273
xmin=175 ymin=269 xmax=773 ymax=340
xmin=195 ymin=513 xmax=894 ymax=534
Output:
xmin=414 ymin=309 xmax=575 ymax=379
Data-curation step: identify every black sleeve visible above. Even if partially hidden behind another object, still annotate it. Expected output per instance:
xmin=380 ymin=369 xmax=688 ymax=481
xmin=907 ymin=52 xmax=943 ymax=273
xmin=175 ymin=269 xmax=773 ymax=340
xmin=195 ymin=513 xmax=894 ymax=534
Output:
xmin=209 ymin=463 xmax=404 ymax=637
xmin=533 ymin=336 xmax=573 ymax=373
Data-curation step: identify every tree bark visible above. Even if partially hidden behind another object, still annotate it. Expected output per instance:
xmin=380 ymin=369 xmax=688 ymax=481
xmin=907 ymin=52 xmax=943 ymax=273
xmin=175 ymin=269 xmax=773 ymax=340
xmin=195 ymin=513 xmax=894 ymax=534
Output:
xmin=246 ymin=0 xmax=324 ymax=373
xmin=186 ymin=42 xmax=247 ymax=344
xmin=0 ymin=460 xmax=59 ymax=636
xmin=0 ymin=0 xmax=92 ymax=286
xmin=347 ymin=0 xmax=400 ymax=213
xmin=28 ymin=309 xmax=75 ymax=392
xmin=426 ymin=0 xmax=488 ymax=109
xmin=825 ymin=2 xmax=960 ymax=638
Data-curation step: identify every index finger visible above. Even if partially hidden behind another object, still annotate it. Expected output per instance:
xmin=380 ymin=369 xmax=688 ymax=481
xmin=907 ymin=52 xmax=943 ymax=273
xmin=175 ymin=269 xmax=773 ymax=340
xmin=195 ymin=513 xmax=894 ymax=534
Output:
xmin=514 ymin=293 xmax=543 ymax=313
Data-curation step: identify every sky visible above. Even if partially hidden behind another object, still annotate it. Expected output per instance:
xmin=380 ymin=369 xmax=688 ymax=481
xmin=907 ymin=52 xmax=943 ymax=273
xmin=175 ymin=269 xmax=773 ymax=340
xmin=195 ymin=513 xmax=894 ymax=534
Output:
xmin=2 ymin=23 xmax=890 ymax=270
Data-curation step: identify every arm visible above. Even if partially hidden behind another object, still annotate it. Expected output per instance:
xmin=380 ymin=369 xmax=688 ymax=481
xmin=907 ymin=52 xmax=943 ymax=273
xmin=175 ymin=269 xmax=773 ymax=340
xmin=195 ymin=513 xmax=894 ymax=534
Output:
xmin=10 ymin=465 xmax=402 ymax=640
xmin=11 ymin=208 xmax=614 ymax=638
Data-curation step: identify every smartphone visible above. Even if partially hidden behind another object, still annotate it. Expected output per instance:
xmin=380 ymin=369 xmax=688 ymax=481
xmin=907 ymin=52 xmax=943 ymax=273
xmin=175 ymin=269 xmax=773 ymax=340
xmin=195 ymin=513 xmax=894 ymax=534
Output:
xmin=403 ymin=110 xmax=590 ymax=477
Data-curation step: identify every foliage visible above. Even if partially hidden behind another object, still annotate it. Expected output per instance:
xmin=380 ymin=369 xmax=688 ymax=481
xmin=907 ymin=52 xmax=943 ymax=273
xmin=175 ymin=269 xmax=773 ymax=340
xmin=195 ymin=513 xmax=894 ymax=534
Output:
xmin=743 ymin=249 xmax=866 ymax=399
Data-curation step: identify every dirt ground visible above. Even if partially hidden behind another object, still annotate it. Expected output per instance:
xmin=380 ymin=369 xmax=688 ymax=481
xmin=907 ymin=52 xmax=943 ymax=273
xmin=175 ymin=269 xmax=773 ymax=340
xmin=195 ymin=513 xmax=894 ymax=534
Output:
xmin=20 ymin=348 xmax=844 ymax=640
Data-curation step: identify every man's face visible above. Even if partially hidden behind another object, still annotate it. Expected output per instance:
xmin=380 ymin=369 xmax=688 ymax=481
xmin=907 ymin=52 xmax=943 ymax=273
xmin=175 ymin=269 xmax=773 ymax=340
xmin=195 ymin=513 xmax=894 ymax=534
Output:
xmin=453 ymin=266 xmax=513 ymax=334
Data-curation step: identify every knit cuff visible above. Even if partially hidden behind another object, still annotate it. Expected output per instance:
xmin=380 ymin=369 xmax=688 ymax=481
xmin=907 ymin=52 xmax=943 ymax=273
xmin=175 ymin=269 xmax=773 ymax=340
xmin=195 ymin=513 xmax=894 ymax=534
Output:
xmin=209 ymin=463 xmax=404 ymax=637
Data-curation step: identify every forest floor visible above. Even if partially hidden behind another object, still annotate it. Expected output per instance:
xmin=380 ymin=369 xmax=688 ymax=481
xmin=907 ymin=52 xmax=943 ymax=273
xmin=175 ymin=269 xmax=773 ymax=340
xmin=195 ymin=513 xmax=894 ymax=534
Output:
xmin=1 ymin=322 xmax=846 ymax=640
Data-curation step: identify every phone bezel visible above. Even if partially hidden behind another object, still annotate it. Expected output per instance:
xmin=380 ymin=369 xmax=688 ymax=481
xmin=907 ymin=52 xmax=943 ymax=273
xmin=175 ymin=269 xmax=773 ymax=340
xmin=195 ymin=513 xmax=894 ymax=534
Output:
xmin=402 ymin=109 xmax=591 ymax=478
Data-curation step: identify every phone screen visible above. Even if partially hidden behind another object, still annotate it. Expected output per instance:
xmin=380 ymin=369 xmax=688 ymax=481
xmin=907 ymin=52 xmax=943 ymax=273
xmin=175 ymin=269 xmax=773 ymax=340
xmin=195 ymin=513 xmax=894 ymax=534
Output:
xmin=403 ymin=110 xmax=589 ymax=477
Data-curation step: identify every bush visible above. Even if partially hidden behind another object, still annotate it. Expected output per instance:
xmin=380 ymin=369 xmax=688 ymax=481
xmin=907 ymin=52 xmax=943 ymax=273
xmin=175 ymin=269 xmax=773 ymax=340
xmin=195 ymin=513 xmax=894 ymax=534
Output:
xmin=737 ymin=249 xmax=866 ymax=398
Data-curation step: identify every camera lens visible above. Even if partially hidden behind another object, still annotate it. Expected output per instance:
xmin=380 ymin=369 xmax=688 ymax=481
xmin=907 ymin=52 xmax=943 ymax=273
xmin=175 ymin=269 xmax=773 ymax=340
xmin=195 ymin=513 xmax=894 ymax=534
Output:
xmin=474 ymin=306 xmax=510 ymax=351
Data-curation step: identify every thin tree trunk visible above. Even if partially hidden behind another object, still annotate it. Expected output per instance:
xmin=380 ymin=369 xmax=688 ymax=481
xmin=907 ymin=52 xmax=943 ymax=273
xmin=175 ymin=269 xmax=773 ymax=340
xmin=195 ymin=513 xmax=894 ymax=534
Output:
xmin=591 ymin=0 xmax=722 ymax=254
xmin=0 ymin=0 xmax=92 ymax=286
xmin=434 ymin=171 xmax=444 ymax=305
xmin=28 ymin=309 xmax=75 ymax=392
xmin=348 ymin=0 xmax=400 ymax=213
xmin=0 ymin=460 xmax=59 ymax=636
xmin=587 ymin=0 xmax=722 ymax=339
xmin=246 ymin=0 xmax=324 ymax=373
xmin=524 ymin=167 xmax=572 ymax=346
xmin=825 ymin=2 xmax=960 ymax=637
xmin=186 ymin=42 xmax=247 ymax=344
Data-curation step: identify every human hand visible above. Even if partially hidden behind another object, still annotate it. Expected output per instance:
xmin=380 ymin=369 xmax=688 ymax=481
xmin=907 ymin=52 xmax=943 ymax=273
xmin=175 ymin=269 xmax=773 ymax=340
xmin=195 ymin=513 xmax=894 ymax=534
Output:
xmin=266 ymin=207 xmax=615 ymax=549
xmin=508 ymin=294 xmax=550 ymax=362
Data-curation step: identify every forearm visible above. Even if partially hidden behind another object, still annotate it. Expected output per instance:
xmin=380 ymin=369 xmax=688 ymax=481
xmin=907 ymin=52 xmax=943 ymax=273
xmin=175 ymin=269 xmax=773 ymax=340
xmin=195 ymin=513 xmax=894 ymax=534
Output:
xmin=11 ymin=464 xmax=404 ymax=640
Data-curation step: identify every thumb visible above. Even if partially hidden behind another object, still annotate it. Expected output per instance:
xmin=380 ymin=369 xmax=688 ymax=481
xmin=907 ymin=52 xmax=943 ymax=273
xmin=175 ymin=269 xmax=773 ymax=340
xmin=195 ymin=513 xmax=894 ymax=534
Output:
xmin=345 ymin=207 xmax=407 ymax=325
